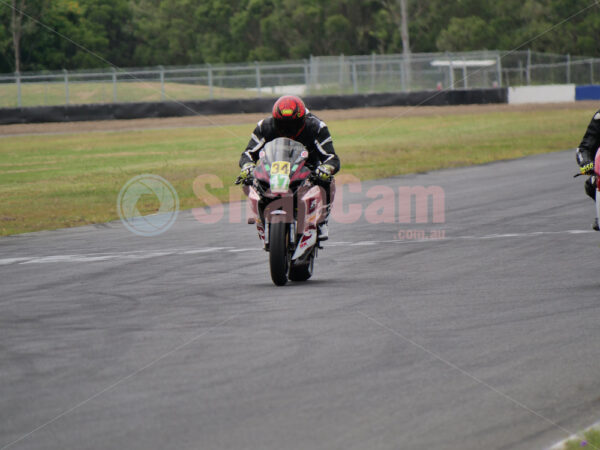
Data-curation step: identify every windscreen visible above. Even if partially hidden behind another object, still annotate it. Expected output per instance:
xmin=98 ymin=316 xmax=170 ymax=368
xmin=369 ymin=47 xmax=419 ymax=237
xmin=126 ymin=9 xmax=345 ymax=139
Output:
xmin=263 ymin=138 xmax=306 ymax=164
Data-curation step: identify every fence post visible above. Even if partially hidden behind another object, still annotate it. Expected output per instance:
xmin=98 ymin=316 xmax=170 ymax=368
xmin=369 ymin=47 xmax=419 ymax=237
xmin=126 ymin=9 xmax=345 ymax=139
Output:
xmin=370 ymin=52 xmax=376 ymax=92
xmin=112 ymin=68 xmax=118 ymax=102
xmin=462 ymin=57 xmax=468 ymax=89
xmin=496 ymin=55 xmax=502 ymax=87
xmin=159 ymin=66 xmax=165 ymax=101
xmin=255 ymin=61 xmax=261 ymax=97
xmin=310 ymin=55 xmax=317 ymax=90
xmin=63 ymin=69 xmax=69 ymax=105
xmin=526 ymin=49 xmax=532 ymax=85
xmin=16 ymin=72 xmax=22 ymax=107
xmin=400 ymin=56 xmax=407 ymax=91
xmin=448 ymin=54 xmax=455 ymax=89
xmin=339 ymin=54 xmax=344 ymax=93
xmin=351 ymin=58 xmax=358 ymax=94
xmin=207 ymin=64 xmax=213 ymax=99
xmin=303 ymin=59 xmax=310 ymax=95
xmin=518 ymin=60 xmax=523 ymax=85
xmin=566 ymin=54 xmax=571 ymax=84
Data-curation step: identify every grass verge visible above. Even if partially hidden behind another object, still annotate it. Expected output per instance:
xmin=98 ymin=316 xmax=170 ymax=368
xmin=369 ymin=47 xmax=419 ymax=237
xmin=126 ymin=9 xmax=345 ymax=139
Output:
xmin=0 ymin=81 xmax=260 ymax=108
xmin=0 ymin=105 xmax=591 ymax=236
xmin=560 ymin=427 xmax=600 ymax=449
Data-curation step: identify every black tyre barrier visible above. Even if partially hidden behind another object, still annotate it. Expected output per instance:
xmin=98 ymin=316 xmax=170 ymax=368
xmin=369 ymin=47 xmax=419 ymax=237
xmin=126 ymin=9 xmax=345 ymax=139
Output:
xmin=0 ymin=88 xmax=507 ymax=125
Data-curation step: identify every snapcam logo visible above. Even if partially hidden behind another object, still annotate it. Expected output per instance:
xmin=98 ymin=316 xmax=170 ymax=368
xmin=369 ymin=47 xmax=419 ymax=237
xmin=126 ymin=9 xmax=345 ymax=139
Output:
xmin=117 ymin=174 xmax=179 ymax=237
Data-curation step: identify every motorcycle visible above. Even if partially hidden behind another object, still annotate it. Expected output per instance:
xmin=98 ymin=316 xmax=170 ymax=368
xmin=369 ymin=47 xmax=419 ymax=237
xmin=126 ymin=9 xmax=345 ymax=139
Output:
xmin=235 ymin=138 xmax=330 ymax=286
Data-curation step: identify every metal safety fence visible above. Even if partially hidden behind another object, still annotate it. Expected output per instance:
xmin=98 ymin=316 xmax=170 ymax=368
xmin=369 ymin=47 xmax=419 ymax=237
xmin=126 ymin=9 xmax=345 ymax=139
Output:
xmin=0 ymin=50 xmax=596 ymax=108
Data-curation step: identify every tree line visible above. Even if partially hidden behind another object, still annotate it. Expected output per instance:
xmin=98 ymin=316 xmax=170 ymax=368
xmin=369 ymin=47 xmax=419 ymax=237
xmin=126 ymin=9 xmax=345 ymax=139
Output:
xmin=1 ymin=0 xmax=600 ymax=73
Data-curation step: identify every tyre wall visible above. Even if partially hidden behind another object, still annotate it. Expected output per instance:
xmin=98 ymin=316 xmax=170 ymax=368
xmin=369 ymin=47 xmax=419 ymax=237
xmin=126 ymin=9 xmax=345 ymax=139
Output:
xmin=0 ymin=88 xmax=508 ymax=125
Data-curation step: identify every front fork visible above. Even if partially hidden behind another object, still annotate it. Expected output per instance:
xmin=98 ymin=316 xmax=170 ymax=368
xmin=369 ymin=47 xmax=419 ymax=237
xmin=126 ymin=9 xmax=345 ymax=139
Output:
xmin=265 ymin=219 xmax=295 ymax=249
xmin=245 ymin=185 xmax=320 ymax=253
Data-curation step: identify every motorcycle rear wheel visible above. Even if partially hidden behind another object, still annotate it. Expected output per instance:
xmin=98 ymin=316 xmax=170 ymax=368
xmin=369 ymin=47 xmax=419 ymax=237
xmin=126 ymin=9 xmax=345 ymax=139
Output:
xmin=269 ymin=222 xmax=289 ymax=286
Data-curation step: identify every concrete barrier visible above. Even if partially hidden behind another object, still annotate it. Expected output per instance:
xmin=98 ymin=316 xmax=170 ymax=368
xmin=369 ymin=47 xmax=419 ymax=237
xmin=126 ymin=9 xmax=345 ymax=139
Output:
xmin=508 ymin=85 xmax=575 ymax=104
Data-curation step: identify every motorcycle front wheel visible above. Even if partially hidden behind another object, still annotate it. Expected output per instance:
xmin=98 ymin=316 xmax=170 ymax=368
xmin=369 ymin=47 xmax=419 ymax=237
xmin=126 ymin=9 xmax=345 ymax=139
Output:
xmin=269 ymin=221 xmax=289 ymax=286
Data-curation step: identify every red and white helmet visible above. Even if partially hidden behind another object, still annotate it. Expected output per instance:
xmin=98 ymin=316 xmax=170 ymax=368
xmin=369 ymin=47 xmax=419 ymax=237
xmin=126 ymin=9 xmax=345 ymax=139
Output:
xmin=272 ymin=95 xmax=307 ymax=138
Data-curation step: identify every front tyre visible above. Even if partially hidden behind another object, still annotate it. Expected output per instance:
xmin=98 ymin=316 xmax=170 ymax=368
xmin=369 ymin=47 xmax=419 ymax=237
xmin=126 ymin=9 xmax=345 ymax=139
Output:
xmin=269 ymin=222 xmax=289 ymax=286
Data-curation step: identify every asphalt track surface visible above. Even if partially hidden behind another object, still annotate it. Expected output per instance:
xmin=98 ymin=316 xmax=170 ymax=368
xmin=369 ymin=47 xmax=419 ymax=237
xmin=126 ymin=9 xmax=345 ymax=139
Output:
xmin=2 ymin=150 xmax=600 ymax=450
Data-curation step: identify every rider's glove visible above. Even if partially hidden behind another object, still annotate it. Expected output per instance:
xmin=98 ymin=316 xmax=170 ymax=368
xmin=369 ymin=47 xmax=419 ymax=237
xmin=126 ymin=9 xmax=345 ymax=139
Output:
xmin=315 ymin=164 xmax=335 ymax=181
xmin=580 ymin=162 xmax=595 ymax=175
xmin=239 ymin=162 xmax=255 ymax=180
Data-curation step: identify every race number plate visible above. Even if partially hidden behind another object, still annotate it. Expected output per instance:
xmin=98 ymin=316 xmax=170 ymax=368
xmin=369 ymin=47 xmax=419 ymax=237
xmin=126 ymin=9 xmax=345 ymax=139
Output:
xmin=270 ymin=161 xmax=291 ymax=193
xmin=270 ymin=161 xmax=291 ymax=176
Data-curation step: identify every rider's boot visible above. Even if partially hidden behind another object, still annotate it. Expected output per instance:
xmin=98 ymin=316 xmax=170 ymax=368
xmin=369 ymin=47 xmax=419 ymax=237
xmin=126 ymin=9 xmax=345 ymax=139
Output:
xmin=585 ymin=177 xmax=597 ymax=200
xmin=318 ymin=201 xmax=332 ymax=241
xmin=317 ymin=222 xmax=329 ymax=241
xmin=583 ymin=177 xmax=599 ymax=230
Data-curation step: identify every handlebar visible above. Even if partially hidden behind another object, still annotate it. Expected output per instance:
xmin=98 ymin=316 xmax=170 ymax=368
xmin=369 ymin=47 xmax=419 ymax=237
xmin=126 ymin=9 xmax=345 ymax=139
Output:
xmin=235 ymin=173 xmax=332 ymax=186
xmin=574 ymin=172 xmax=595 ymax=178
xmin=309 ymin=173 xmax=334 ymax=185
xmin=234 ymin=175 xmax=254 ymax=185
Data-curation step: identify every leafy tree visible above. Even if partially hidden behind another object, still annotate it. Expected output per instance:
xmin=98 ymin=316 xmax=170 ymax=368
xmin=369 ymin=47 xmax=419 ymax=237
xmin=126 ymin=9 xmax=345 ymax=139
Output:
xmin=324 ymin=14 xmax=353 ymax=54
xmin=437 ymin=16 xmax=495 ymax=51
xmin=82 ymin=0 xmax=135 ymax=67
xmin=0 ymin=5 xmax=13 ymax=71
xmin=23 ymin=1 xmax=105 ymax=70
xmin=4 ymin=0 xmax=600 ymax=72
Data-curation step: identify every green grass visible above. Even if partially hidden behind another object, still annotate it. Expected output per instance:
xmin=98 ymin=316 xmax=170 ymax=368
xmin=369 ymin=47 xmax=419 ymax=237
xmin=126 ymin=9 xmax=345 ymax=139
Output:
xmin=0 ymin=106 xmax=590 ymax=235
xmin=563 ymin=428 xmax=600 ymax=449
xmin=0 ymin=81 xmax=261 ymax=107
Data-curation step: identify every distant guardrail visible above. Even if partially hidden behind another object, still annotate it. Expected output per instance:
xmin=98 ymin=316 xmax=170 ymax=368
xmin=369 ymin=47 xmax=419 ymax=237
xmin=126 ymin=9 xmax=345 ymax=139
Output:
xmin=4 ymin=50 xmax=594 ymax=109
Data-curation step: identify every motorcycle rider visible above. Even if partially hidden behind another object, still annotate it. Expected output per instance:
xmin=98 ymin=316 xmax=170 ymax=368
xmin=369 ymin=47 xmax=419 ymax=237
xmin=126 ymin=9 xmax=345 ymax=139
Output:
xmin=576 ymin=108 xmax=600 ymax=230
xmin=238 ymin=95 xmax=340 ymax=240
